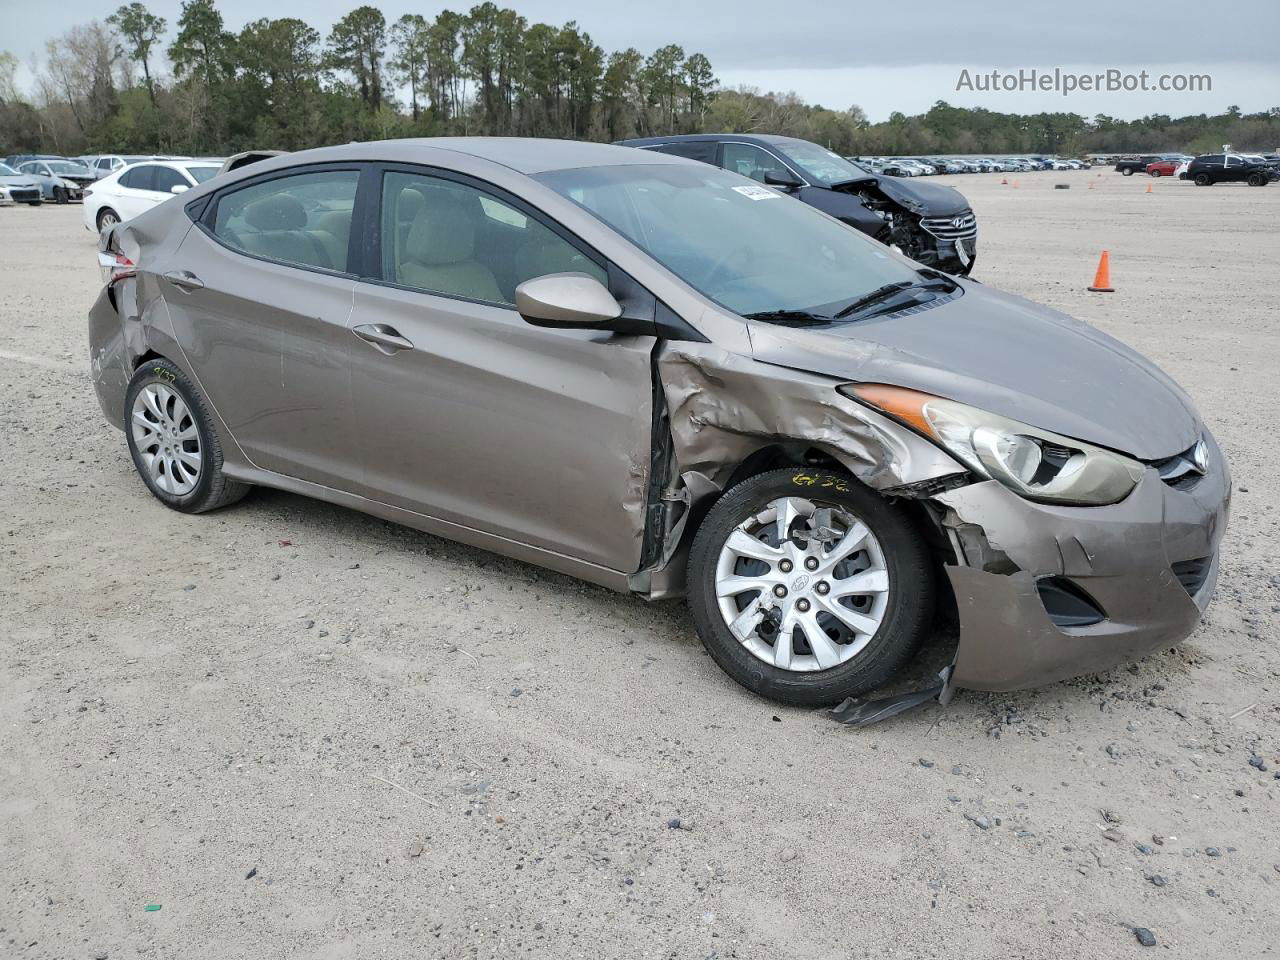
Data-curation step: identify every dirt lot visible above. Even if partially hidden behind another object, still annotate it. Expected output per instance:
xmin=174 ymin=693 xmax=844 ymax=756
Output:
xmin=2 ymin=169 xmax=1278 ymax=959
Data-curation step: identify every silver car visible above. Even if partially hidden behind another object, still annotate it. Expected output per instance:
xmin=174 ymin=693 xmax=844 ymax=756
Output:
xmin=88 ymin=139 xmax=1230 ymax=712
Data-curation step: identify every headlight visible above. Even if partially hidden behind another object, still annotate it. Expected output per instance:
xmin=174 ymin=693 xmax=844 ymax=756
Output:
xmin=841 ymin=383 xmax=1145 ymax=505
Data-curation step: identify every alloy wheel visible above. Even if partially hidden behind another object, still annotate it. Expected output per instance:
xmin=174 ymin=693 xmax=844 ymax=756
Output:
xmin=130 ymin=383 xmax=201 ymax=496
xmin=714 ymin=496 xmax=890 ymax=672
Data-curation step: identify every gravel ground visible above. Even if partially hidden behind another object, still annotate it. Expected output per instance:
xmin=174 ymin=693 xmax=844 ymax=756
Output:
xmin=1 ymin=169 xmax=1278 ymax=959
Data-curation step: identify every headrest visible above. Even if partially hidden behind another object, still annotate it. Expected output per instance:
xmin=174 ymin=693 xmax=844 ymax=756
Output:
xmin=404 ymin=193 xmax=475 ymax=266
xmin=243 ymin=193 xmax=307 ymax=231
xmin=397 ymin=187 xmax=425 ymax=221
xmin=316 ymin=209 xmax=351 ymax=237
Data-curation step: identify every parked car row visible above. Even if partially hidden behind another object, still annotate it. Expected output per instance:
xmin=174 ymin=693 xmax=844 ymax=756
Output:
xmin=2 ymin=152 xmax=228 ymax=211
xmin=855 ymin=156 xmax=1091 ymax=176
xmin=82 ymin=159 xmax=224 ymax=230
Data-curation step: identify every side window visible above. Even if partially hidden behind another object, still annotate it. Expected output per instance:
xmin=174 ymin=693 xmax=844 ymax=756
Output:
xmin=1202 ymin=155 xmax=1224 ymax=166
xmin=1225 ymin=155 xmax=1240 ymax=168
xmin=644 ymin=141 xmax=717 ymax=165
xmin=120 ymin=166 xmax=155 ymax=191
xmin=380 ymin=171 xmax=605 ymax=305
xmin=720 ymin=144 xmax=794 ymax=184
xmin=152 ymin=167 xmax=188 ymax=193
xmin=211 ymin=169 xmax=358 ymax=272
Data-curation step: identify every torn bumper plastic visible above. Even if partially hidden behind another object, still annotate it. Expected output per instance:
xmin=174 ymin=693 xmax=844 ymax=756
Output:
xmin=937 ymin=431 xmax=1230 ymax=691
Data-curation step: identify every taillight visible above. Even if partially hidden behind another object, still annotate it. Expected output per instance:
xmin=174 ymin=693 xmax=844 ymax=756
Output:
xmin=98 ymin=250 xmax=136 ymax=285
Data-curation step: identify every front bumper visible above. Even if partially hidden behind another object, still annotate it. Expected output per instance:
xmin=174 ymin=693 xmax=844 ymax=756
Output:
xmin=936 ymin=432 xmax=1230 ymax=691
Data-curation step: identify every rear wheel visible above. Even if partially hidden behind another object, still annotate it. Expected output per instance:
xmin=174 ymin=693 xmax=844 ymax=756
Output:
xmin=124 ymin=358 xmax=249 ymax=514
xmin=96 ymin=207 xmax=120 ymax=230
xmin=1122 ymin=168 xmax=1133 ymax=176
xmin=1194 ymin=173 xmax=1212 ymax=186
xmin=687 ymin=468 xmax=935 ymax=706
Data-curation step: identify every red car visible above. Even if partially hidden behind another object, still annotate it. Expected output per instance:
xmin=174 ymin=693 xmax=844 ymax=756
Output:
xmin=1145 ymin=159 xmax=1181 ymax=177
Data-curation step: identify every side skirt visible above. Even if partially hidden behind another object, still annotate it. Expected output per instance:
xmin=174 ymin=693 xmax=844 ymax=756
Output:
xmin=222 ymin=464 xmax=634 ymax=594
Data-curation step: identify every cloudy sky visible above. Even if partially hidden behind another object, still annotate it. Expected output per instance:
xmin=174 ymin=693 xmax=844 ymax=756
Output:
xmin=4 ymin=0 xmax=1277 ymax=120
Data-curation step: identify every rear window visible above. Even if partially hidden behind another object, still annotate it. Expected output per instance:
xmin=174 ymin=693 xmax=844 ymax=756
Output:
xmin=185 ymin=165 xmax=219 ymax=184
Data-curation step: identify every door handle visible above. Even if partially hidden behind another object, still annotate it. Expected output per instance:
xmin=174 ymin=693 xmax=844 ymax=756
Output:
xmin=163 ymin=270 xmax=204 ymax=290
xmin=352 ymin=323 xmax=414 ymax=354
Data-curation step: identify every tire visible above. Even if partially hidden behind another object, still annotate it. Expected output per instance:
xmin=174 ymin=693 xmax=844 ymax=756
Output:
xmin=1247 ymin=172 xmax=1267 ymax=187
xmin=96 ymin=207 xmax=120 ymax=230
xmin=686 ymin=467 xmax=935 ymax=707
xmin=124 ymin=358 xmax=249 ymax=514
xmin=1149 ymin=169 xmax=1161 ymax=178
xmin=1194 ymin=173 xmax=1211 ymax=186
xmin=1122 ymin=168 xmax=1133 ymax=176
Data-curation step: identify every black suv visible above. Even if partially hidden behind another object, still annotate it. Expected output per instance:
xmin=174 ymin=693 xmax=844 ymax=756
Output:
xmin=618 ymin=134 xmax=978 ymax=275
xmin=1185 ymin=154 xmax=1273 ymax=186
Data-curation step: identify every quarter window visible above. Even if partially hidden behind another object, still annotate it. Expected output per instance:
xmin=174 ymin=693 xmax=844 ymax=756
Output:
xmin=720 ymin=143 xmax=794 ymax=184
xmin=211 ymin=170 xmax=358 ymax=272
xmin=378 ymin=171 xmax=604 ymax=305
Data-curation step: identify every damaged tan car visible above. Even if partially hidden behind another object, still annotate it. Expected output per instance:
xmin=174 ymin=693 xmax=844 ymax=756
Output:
xmin=89 ymin=139 xmax=1231 ymax=715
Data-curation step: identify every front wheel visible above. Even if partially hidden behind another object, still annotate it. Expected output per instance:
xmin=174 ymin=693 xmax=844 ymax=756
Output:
xmin=1122 ymin=168 xmax=1134 ymax=176
xmin=1247 ymin=172 xmax=1267 ymax=187
xmin=1149 ymin=169 xmax=1162 ymax=178
xmin=687 ymin=468 xmax=936 ymax=706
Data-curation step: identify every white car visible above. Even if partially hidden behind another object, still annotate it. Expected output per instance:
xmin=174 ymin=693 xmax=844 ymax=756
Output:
xmin=83 ymin=160 xmax=221 ymax=231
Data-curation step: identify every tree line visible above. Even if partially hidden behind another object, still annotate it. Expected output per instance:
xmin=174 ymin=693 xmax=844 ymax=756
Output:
xmin=0 ymin=1 xmax=716 ymax=155
xmin=0 ymin=2 xmax=1276 ymax=159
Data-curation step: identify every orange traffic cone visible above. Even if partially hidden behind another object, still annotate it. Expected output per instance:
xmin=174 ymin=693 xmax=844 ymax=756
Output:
xmin=1088 ymin=250 xmax=1114 ymax=292
xmin=1001 ymin=177 xmax=1008 ymax=185
xmin=1146 ymin=182 xmax=1154 ymax=193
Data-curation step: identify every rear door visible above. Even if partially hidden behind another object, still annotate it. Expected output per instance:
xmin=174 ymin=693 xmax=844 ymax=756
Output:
xmin=345 ymin=165 xmax=656 ymax=572
xmin=114 ymin=165 xmax=166 ymax=220
xmin=163 ymin=164 xmax=363 ymax=488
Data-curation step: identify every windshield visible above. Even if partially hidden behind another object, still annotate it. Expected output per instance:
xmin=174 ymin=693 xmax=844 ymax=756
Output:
xmin=46 ymin=161 xmax=90 ymax=175
xmin=776 ymin=141 xmax=870 ymax=184
xmin=535 ymin=163 xmax=919 ymax=317
xmin=184 ymin=165 xmax=219 ymax=184
xmin=0 ymin=163 xmax=17 ymax=175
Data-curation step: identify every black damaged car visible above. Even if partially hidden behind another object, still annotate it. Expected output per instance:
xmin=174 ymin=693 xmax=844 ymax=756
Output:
xmin=618 ymin=134 xmax=978 ymax=275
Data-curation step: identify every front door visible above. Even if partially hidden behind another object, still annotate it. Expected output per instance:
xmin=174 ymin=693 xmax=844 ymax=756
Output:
xmin=163 ymin=165 xmax=363 ymax=489
xmin=346 ymin=168 xmax=655 ymax=572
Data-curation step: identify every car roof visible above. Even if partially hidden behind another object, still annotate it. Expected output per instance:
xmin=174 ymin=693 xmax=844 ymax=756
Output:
xmin=619 ymin=133 xmax=803 ymax=149
xmin=225 ymin=137 xmax=694 ymax=177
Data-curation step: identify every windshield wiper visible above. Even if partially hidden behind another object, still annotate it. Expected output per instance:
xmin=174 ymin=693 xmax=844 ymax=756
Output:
xmin=833 ymin=272 xmax=959 ymax=321
xmin=832 ymin=281 xmax=915 ymax=319
xmin=741 ymin=309 xmax=833 ymax=326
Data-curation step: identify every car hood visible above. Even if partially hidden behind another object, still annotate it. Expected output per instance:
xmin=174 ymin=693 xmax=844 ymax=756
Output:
xmin=0 ymin=175 xmax=40 ymax=187
xmin=747 ymin=281 xmax=1201 ymax=461
xmin=843 ymin=175 xmax=971 ymax=216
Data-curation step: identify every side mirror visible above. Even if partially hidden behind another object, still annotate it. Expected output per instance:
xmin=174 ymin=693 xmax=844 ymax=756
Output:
xmin=764 ymin=170 xmax=803 ymax=191
xmin=170 ymin=184 xmax=190 ymax=194
xmin=515 ymin=273 xmax=624 ymax=330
